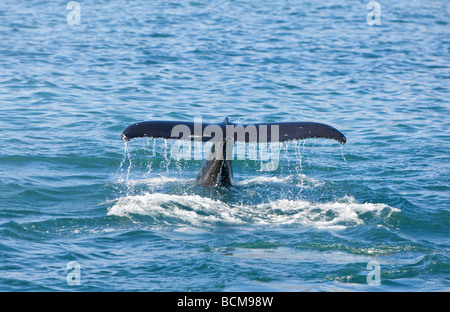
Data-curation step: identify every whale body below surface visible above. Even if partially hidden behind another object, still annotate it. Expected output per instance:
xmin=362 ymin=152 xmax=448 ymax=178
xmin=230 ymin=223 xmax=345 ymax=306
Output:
xmin=121 ymin=117 xmax=346 ymax=187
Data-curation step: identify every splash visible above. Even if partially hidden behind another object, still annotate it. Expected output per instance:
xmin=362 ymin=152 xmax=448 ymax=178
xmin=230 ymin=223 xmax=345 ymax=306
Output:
xmin=107 ymin=191 xmax=399 ymax=231
xmin=109 ymin=137 xmax=382 ymax=231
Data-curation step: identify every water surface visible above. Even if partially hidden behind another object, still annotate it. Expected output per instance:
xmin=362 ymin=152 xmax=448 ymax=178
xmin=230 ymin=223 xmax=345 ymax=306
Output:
xmin=0 ymin=0 xmax=449 ymax=291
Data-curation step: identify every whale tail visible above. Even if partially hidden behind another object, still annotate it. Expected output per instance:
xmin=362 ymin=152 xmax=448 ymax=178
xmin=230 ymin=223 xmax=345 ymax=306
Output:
xmin=121 ymin=116 xmax=346 ymax=144
xmin=121 ymin=116 xmax=346 ymax=186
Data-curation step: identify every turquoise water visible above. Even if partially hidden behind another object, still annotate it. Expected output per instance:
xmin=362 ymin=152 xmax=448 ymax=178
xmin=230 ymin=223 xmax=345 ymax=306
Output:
xmin=0 ymin=0 xmax=449 ymax=291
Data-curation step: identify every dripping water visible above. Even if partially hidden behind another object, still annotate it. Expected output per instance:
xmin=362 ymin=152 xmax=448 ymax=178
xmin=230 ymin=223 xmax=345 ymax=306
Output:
xmin=340 ymin=144 xmax=347 ymax=162
xmin=116 ymin=141 xmax=133 ymax=195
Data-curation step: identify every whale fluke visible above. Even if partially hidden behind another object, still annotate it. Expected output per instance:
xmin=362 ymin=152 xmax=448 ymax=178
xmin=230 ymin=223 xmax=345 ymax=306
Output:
xmin=121 ymin=117 xmax=346 ymax=144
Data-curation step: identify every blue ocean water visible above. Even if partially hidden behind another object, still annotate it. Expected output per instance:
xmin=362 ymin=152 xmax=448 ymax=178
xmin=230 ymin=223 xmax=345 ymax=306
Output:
xmin=0 ymin=0 xmax=449 ymax=291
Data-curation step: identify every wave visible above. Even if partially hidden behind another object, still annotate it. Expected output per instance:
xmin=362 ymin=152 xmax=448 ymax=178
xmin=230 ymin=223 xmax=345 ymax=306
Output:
xmin=107 ymin=192 xmax=399 ymax=231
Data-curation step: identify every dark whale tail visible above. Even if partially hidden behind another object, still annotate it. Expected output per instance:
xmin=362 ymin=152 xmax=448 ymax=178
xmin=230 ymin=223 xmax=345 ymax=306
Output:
xmin=122 ymin=117 xmax=346 ymax=144
xmin=121 ymin=117 xmax=346 ymax=186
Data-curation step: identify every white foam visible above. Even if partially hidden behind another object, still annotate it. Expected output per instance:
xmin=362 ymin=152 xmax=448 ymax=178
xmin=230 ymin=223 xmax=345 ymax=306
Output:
xmin=238 ymin=176 xmax=292 ymax=185
xmin=107 ymin=193 xmax=244 ymax=227
xmin=238 ymin=174 xmax=324 ymax=188
xmin=252 ymin=196 xmax=398 ymax=230
xmin=107 ymin=192 xmax=399 ymax=231
xmin=116 ymin=176 xmax=190 ymax=187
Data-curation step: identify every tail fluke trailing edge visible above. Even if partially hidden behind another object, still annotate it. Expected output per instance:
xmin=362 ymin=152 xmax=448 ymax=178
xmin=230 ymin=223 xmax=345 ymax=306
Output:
xmin=121 ymin=117 xmax=346 ymax=145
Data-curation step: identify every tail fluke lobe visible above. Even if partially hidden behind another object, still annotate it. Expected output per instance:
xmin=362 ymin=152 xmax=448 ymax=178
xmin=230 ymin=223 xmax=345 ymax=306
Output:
xmin=121 ymin=121 xmax=201 ymax=142
xmin=274 ymin=122 xmax=346 ymax=144
xmin=233 ymin=121 xmax=346 ymax=144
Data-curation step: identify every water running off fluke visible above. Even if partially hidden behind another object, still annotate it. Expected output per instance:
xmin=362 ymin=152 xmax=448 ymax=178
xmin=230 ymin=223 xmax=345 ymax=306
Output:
xmin=121 ymin=116 xmax=346 ymax=187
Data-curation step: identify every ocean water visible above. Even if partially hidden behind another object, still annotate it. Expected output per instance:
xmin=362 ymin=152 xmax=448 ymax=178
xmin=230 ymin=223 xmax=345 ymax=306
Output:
xmin=0 ymin=0 xmax=449 ymax=291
